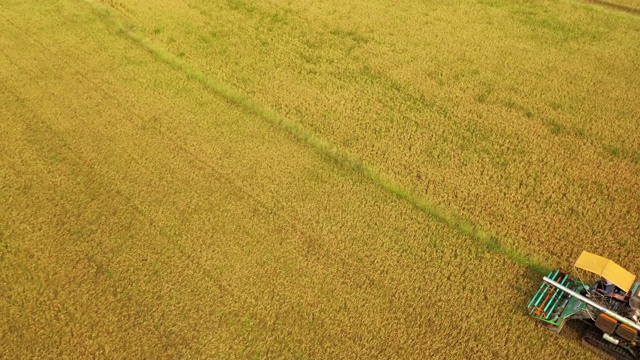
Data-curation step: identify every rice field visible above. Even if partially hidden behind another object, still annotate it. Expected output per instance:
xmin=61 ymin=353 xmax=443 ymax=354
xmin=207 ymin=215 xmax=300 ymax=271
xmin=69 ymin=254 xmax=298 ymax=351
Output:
xmin=1 ymin=0 xmax=638 ymax=358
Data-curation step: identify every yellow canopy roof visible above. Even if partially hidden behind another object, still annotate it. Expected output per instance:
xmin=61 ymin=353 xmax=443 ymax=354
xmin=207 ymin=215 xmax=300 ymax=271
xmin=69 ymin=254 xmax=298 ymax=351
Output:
xmin=575 ymin=250 xmax=635 ymax=293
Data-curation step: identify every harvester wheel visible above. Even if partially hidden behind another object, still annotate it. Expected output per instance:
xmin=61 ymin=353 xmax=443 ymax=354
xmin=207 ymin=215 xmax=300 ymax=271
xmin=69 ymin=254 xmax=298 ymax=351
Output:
xmin=582 ymin=327 xmax=637 ymax=360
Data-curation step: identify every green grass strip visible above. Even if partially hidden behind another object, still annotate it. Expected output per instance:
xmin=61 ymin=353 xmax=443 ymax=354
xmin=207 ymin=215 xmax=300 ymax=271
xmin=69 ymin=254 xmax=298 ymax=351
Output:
xmin=82 ymin=0 xmax=551 ymax=276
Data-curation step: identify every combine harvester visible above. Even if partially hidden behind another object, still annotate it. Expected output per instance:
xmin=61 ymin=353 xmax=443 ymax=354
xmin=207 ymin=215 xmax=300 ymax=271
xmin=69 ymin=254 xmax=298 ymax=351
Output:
xmin=529 ymin=251 xmax=640 ymax=359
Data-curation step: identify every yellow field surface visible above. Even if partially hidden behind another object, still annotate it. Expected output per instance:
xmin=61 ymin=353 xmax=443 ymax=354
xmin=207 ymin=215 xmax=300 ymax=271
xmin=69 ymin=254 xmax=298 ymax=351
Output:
xmin=90 ymin=0 xmax=640 ymax=272
xmin=0 ymin=0 xmax=637 ymax=359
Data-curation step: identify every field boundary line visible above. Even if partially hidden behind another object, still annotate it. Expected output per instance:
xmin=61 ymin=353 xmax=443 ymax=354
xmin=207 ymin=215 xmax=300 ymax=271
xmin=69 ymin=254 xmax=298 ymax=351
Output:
xmin=80 ymin=0 xmax=551 ymax=275
xmin=583 ymin=0 xmax=640 ymax=16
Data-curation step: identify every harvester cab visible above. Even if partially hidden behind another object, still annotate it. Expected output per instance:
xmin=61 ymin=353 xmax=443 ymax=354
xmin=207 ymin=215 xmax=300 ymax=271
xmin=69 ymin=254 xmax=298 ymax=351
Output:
xmin=528 ymin=251 xmax=640 ymax=360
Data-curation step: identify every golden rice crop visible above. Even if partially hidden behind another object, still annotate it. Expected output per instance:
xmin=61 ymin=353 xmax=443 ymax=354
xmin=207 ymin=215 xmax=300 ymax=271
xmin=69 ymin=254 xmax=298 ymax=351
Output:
xmin=99 ymin=0 xmax=640 ymax=273
xmin=1 ymin=0 xmax=635 ymax=359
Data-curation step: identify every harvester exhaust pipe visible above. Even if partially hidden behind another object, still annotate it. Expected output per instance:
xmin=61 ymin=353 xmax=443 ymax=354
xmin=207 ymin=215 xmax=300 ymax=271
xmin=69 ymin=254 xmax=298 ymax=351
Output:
xmin=602 ymin=333 xmax=620 ymax=345
xmin=542 ymin=276 xmax=640 ymax=333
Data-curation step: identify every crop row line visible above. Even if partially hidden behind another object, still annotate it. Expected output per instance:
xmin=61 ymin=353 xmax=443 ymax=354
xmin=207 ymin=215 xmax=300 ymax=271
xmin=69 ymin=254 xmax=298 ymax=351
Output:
xmin=584 ymin=0 xmax=640 ymax=16
xmin=81 ymin=0 xmax=550 ymax=275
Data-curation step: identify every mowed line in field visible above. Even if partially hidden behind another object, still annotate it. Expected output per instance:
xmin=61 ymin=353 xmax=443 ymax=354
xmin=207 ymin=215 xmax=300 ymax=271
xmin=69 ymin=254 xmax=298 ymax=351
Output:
xmin=0 ymin=1 xmax=597 ymax=358
xmin=76 ymin=0 xmax=550 ymax=275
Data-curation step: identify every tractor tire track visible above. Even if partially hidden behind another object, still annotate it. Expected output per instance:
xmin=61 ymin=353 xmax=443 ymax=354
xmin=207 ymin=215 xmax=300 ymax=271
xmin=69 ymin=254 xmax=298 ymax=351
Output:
xmin=584 ymin=0 xmax=640 ymax=15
